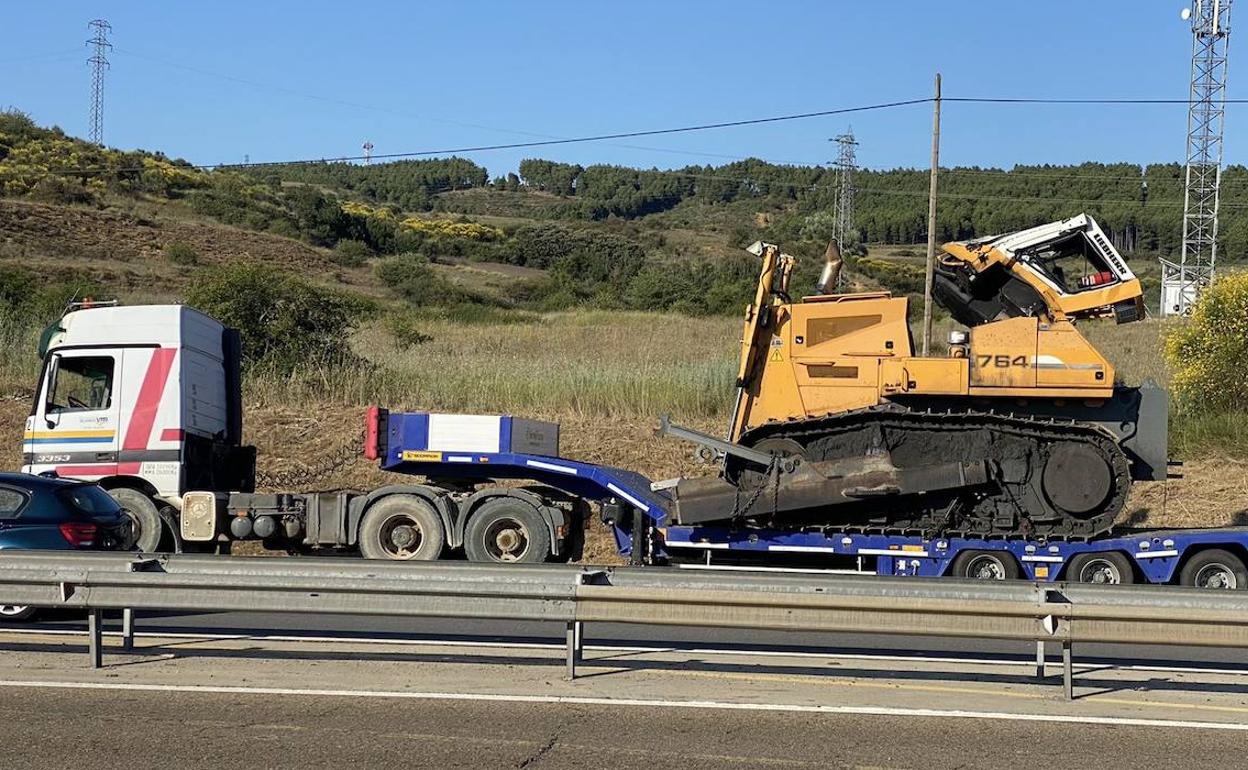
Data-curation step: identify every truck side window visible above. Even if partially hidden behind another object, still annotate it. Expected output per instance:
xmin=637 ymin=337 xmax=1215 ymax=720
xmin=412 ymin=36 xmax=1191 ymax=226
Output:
xmin=48 ymin=355 xmax=115 ymax=413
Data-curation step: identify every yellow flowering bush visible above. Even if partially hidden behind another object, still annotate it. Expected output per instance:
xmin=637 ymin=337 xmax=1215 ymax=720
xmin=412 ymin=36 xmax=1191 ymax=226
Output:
xmin=400 ymin=216 xmax=504 ymax=241
xmin=1165 ymin=270 xmax=1248 ymax=414
xmin=340 ymin=200 xmax=396 ymax=220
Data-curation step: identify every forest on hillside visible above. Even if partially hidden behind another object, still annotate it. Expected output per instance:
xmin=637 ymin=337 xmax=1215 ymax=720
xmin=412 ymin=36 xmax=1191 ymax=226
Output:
xmin=262 ymin=156 xmax=1248 ymax=261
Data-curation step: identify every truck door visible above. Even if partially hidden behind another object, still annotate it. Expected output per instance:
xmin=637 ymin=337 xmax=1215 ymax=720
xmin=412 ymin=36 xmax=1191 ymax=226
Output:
xmin=24 ymin=351 xmax=123 ymax=479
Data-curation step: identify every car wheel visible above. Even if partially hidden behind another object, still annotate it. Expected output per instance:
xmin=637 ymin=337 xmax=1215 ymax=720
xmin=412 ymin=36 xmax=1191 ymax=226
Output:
xmin=0 ymin=604 xmax=35 ymax=622
xmin=108 ymin=487 xmax=165 ymax=552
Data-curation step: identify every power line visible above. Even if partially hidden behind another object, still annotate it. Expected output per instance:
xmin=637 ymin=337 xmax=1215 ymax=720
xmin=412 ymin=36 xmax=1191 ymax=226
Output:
xmin=110 ymin=46 xmax=821 ymax=166
xmin=947 ymin=96 xmax=1248 ymax=104
xmin=211 ymin=97 xmax=934 ymax=169
xmin=15 ymin=90 xmax=1248 ymax=182
xmin=0 ymin=96 xmax=930 ymax=177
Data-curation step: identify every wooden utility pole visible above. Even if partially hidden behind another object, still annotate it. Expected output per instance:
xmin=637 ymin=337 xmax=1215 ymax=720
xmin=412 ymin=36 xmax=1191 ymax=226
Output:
xmin=921 ymin=73 xmax=942 ymax=355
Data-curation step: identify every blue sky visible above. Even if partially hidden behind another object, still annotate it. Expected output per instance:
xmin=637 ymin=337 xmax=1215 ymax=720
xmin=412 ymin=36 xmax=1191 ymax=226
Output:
xmin=2 ymin=1 xmax=1233 ymax=175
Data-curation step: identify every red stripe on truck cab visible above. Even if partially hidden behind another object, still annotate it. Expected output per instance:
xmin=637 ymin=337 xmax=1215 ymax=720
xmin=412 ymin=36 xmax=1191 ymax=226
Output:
xmin=55 ymin=462 xmax=141 ymax=477
xmin=123 ymin=347 xmax=178 ymax=452
xmin=160 ymin=428 xmax=184 ymax=442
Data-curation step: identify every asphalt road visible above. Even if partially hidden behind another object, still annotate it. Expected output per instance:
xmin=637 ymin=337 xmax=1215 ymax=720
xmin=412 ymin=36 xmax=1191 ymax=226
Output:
xmin=4 ymin=684 xmax=1244 ymax=770
xmin=26 ymin=608 xmax=1248 ymax=670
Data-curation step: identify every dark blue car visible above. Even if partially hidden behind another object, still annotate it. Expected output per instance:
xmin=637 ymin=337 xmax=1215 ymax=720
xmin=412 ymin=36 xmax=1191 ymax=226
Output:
xmin=0 ymin=472 xmax=133 ymax=621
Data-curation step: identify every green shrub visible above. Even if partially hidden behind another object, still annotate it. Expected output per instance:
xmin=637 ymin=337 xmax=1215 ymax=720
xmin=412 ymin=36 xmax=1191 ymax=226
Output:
xmin=1166 ymin=271 xmax=1248 ymax=414
xmin=332 ymin=238 xmax=372 ymax=267
xmin=384 ymin=312 xmax=432 ymax=349
xmin=374 ymin=253 xmax=496 ymax=308
xmin=164 ymin=240 xmax=199 ymax=266
xmin=0 ymin=265 xmax=102 ymax=323
xmin=186 ymin=263 xmax=367 ymax=373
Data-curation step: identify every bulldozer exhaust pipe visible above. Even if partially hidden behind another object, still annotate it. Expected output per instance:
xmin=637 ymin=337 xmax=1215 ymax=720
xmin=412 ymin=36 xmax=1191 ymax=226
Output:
xmin=816 ymin=238 xmax=844 ymax=295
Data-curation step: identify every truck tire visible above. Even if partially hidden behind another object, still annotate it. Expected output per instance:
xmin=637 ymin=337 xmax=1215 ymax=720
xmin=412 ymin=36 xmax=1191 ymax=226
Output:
xmin=464 ymin=498 xmax=552 ymax=564
xmin=1067 ymin=552 xmax=1135 ymax=585
xmin=358 ymin=494 xmax=445 ymax=561
xmin=108 ymin=487 xmax=165 ymax=553
xmin=950 ymin=550 xmax=1021 ymax=580
xmin=1179 ymin=549 xmax=1248 ymax=590
xmin=0 ymin=605 xmax=35 ymax=622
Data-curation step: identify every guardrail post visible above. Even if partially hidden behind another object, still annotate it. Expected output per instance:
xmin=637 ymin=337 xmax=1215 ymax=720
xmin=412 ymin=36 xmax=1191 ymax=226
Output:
xmin=87 ymin=609 xmax=103 ymax=669
xmin=1061 ymin=641 xmax=1073 ymax=700
xmin=121 ymin=609 xmax=134 ymax=652
xmin=565 ymin=621 xmax=581 ymax=680
xmin=1035 ymin=641 xmax=1045 ymax=680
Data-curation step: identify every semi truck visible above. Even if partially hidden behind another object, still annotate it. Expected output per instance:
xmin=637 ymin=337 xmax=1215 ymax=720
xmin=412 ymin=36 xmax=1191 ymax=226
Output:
xmin=19 ymin=217 xmax=1248 ymax=589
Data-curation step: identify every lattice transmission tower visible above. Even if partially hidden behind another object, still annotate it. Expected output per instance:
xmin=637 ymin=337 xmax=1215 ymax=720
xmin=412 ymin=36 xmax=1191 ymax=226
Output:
xmin=86 ymin=19 xmax=112 ymax=146
xmin=1163 ymin=0 xmax=1233 ymax=316
xmin=831 ymin=129 xmax=859 ymax=282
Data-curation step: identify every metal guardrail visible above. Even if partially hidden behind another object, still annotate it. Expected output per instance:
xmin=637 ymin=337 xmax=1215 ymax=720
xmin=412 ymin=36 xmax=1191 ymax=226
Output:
xmin=1 ymin=551 xmax=1247 ymax=698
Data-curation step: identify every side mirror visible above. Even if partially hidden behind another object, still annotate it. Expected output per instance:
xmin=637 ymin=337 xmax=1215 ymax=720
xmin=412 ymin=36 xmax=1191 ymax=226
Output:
xmin=42 ymin=354 xmax=60 ymax=429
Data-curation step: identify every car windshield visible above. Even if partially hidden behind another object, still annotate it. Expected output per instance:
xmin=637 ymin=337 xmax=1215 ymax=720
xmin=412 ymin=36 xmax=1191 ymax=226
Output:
xmin=56 ymin=485 xmax=122 ymax=516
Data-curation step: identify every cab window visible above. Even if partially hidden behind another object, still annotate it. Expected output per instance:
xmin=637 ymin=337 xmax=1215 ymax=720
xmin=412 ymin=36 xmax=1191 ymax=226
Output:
xmin=47 ymin=355 xmax=115 ymax=413
xmin=1024 ymin=232 xmax=1118 ymax=294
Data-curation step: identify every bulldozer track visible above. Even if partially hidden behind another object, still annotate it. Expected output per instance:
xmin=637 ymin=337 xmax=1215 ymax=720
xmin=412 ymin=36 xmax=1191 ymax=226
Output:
xmin=737 ymin=404 xmax=1132 ymax=541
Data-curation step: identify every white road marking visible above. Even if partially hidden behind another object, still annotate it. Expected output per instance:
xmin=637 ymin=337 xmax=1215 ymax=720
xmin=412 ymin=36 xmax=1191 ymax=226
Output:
xmin=0 ymin=678 xmax=1245 ymax=731
xmin=3 ymin=626 xmax=1246 ymax=677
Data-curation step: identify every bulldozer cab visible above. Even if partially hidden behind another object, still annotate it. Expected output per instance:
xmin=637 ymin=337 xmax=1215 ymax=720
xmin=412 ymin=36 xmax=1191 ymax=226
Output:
xmin=941 ymin=215 xmax=1145 ymax=324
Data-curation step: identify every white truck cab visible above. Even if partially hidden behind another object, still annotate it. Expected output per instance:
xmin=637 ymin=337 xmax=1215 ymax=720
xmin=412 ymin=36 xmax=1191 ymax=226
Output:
xmin=23 ymin=305 xmax=254 ymax=551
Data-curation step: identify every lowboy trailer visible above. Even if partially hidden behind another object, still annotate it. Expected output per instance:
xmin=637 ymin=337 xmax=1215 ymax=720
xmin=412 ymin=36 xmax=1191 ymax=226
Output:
xmin=180 ymin=406 xmax=1248 ymax=589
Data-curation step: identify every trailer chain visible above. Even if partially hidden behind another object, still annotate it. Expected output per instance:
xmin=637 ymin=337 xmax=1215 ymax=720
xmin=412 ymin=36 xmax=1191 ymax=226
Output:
xmin=254 ymin=429 xmax=365 ymax=490
xmin=731 ymin=455 xmax=780 ymax=518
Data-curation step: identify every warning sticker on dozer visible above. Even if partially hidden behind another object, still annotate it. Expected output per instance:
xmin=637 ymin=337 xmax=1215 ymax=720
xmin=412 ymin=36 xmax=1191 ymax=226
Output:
xmin=770 ymin=348 xmax=784 ymax=362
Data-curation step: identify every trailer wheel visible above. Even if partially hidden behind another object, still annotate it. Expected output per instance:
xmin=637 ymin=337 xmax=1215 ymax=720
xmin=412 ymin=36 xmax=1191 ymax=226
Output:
xmin=1179 ymin=549 xmax=1248 ymax=590
xmin=950 ymin=550 xmax=1020 ymax=580
xmin=358 ymin=495 xmax=445 ymax=561
xmin=108 ymin=487 xmax=165 ymax=553
xmin=0 ymin=605 xmax=35 ymax=622
xmin=464 ymin=498 xmax=551 ymax=564
xmin=1067 ymin=552 xmax=1135 ymax=585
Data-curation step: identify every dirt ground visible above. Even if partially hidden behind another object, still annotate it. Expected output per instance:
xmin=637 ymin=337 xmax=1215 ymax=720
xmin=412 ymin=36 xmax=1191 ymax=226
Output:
xmin=3 ymin=399 xmax=1245 ymax=564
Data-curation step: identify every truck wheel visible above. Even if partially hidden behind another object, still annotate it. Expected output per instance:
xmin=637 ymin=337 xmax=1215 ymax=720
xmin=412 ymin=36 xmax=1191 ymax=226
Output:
xmin=950 ymin=550 xmax=1020 ymax=580
xmin=464 ymin=498 xmax=552 ymax=564
xmin=108 ymin=487 xmax=165 ymax=553
xmin=1068 ymin=552 xmax=1134 ymax=584
xmin=358 ymin=495 xmax=445 ymax=561
xmin=1179 ymin=549 xmax=1248 ymax=590
xmin=0 ymin=605 xmax=35 ymax=622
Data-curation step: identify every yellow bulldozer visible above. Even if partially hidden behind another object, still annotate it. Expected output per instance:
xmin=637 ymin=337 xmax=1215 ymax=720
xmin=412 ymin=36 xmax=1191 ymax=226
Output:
xmin=667 ymin=214 xmax=1167 ymax=540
